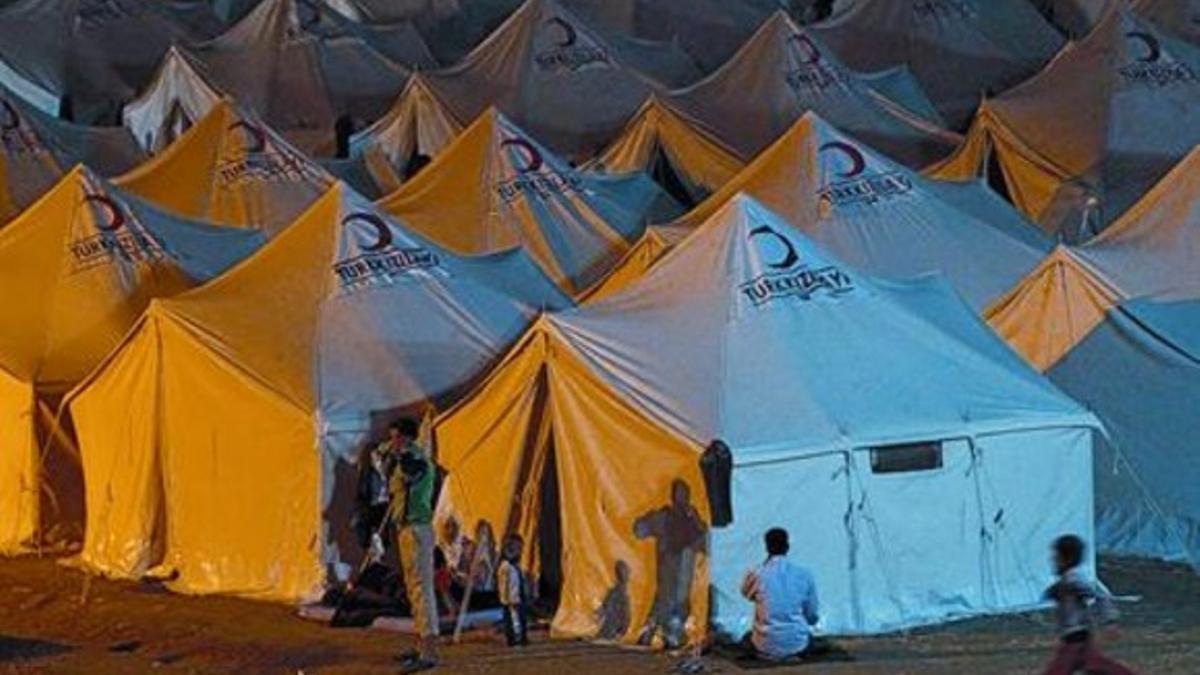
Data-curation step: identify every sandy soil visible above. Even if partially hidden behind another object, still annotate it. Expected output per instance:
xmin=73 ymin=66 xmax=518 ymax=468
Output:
xmin=0 ymin=556 xmax=1196 ymax=674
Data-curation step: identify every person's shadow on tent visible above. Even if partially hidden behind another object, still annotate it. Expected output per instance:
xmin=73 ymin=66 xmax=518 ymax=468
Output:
xmin=632 ymin=479 xmax=707 ymax=649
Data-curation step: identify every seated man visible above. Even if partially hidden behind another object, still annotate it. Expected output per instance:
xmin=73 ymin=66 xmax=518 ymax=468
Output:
xmin=740 ymin=528 xmax=820 ymax=661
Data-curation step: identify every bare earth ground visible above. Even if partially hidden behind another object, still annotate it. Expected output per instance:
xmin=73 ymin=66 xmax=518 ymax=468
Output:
xmin=0 ymin=556 xmax=1196 ymax=674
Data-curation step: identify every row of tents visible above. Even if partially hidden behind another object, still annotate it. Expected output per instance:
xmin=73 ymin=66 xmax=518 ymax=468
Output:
xmin=5 ymin=0 xmax=1200 ymax=254
xmin=0 ymin=71 xmax=1195 ymax=642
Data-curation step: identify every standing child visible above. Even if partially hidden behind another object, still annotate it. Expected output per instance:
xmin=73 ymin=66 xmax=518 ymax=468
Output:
xmin=498 ymin=533 xmax=530 ymax=647
xmin=1042 ymin=535 xmax=1139 ymax=675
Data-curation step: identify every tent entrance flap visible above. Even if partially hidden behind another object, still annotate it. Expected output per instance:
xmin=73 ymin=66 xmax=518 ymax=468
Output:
xmin=35 ymin=394 xmax=85 ymax=549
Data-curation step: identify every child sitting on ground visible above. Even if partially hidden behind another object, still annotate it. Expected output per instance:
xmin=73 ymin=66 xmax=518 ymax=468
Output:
xmin=497 ymin=533 xmax=530 ymax=647
xmin=1042 ymin=534 xmax=1139 ymax=675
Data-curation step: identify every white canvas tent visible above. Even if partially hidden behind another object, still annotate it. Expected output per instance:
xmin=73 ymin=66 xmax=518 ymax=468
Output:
xmin=125 ymin=0 xmax=410 ymax=156
xmin=985 ymin=146 xmax=1200 ymax=567
xmin=600 ymin=112 xmax=1050 ymax=312
xmin=434 ymin=194 xmax=1100 ymax=642
xmin=664 ymin=12 xmax=959 ymax=169
xmin=933 ymin=7 xmax=1200 ymax=241
xmin=65 ymin=182 xmax=568 ymax=597
xmin=812 ymin=0 xmax=1065 ymax=129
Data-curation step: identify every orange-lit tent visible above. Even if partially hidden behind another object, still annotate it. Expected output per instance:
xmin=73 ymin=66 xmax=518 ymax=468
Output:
xmin=377 ymin=107 xmax=679 ymax=296
xmin=348 ymin=75 xmax=465 ymax=182
xmin=932 ymin=8 xmax=1200 ymax=240
xmin=66 ymin=183 xmax=567 ymax=597
xmin=583 ymin=96 xmax=745 ymax=207
xmin=0 ymin=166 xmax=263 ymax=553
xmin=116 ymin=101 xmax=333 ymax=236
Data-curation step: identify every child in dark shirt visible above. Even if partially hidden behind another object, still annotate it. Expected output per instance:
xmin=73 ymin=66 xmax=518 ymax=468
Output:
xmin=1041 ymin=535 xmax=1138 ymax=675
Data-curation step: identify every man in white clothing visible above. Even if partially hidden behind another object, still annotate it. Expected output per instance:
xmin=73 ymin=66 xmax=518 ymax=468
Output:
xmin=740 ymin=528 xmax=820 ymax=660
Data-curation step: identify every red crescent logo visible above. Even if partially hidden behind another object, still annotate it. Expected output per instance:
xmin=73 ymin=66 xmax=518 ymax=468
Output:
xmin=789 ymin=34 xmax=821 ymax=65
xmin=819 ymin=141 xmax=867 ymax=178
xmin=342 ymin=212 xmax=393 ymax=252
xmin=501 ymin=137 xmax=544 ymax=173
xmin=0 ymin=100 xmax=19 ymax=132
xmin=228 ymin=121 xmax=267 ymax=154
xmin=83 ymin=194 xmax=126 ymax=233
xmin=545 ymin=17 xmax=577 ymax=47
xmin=1126 ymin=31 xmax=1161 ymax=63
xmin=749 ymin=225 xmax=799 ymax=270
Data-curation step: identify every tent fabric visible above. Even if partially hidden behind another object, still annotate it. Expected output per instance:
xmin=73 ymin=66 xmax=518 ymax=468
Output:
xmin=335 ymin=0 xmax=519 ymax=65
xmin=1050 ymin=298 xmax=1200 ymax=567
xmin=435 ymin=194 xmax=1098 ymax=641
xmin=566 ymin=0 xmax=773 ymax=74
xmin=582 ymin=97 xmax=746 ymax=207
xmin=577 ymin=224 xmax=690 ymax=303
xmin=812 ymin=0 xmax=1065 ymax=129
xmin=390 ymin=0 xmax=679 ymax=159
xmin=1034 ymin=0 xmax=1113 ymax=38
xmin=348 ymin=75 xmax=466 ymax=179
xmin=0 ymin=0 xmax=222 ymax=123
xmin=117 ymin=101 xmax=335 ymax=235
xmin=298 ymin=0 xmax=439 ymax=68
xmin=0 ymin=87 xmax=145 ymax=223
xmin=67 ymin=182 xmax=568 ymax=595
xmin=0 ymin=165 xmax=265 ymax=554
xmin=932 ymin=8 xmax=1200 ymax=241
xmin=663 ymin=12 xmax=959 ymax=168
xmin=377 ymin=108 xmax=679 ymax=296
xmin=627 ymin=112 xmax=1050 ymax=312
xmin=125 ymin=0 xmax=410 ymax=156
xmin=986 ymin=142 xmax=1200 ymax=371
xmin=318 ymin=152 xmax=404 ymax=199
xmin=983 ymin=143 xmax=1200 ymax=567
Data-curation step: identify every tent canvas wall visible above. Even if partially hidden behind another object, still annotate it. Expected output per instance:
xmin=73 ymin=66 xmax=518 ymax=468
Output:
xmin=985 ymin=146 xmax=1200 ymax=568
xmin=0 ymin=166 xmax=264 ymax=553
xmin=932 ymin=8 xmax=1200 ymax=241
xmin=377 ymin=108 xmax=679 ymax=296
xmin=435 ymin=194 xmax=1099 ymax=643
xmin=124 ymin=0 xmax=410 ymax=156
xmin=117 ymin=101 xmax=334 ymax=236
xmin=348 ymin=75 xmax=465 ymax=180
xmin=0 ymin=87 xmax=145 ymax=223
xmin=582 ymin=97 xmax=745 ymax=207
xmin=663 ymin=12 xmax=958 ymax=169
xmin=0 ymin=0 xmax=223 ymax=123
xmin=812 ymin=0 xmax=1065 ymax=129
xmin=598 ymin=112 xmax=1050 ymax=311
xmin=566 ymin=0 xmax=772 ymax=74
xmin=67 ymin=183 xmax=568 ymax=597
xmin=388 ymin=0 xmax=675 ymax=160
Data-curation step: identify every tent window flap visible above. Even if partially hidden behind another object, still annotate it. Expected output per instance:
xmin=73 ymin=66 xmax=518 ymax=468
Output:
xmin=869 ymin=441 xmax=944 ymax=474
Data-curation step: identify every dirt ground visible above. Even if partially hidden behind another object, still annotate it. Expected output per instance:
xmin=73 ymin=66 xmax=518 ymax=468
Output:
xmin=0 ymin=556 xmax=1196 ymax=674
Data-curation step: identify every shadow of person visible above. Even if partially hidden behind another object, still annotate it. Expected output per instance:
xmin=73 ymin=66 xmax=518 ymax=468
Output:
xmin=633 ymin=479 xmax=708 ymax=649
xmin=595 ymin=560 xmax=632 ymax=641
